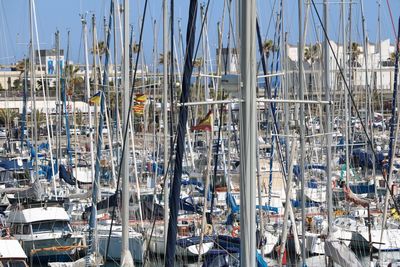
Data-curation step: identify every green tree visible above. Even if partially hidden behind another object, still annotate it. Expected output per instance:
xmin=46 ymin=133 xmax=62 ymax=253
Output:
xmin=304 ymin=44 xmax=321 ymax=64
xmin=262 ymin=39 xmax=274 ymax=59
xmin=0 ymin=109 xmax=19 ymax=128
xmin=75 ymin=109 xmax=84 ymax=126
xmin=158 ymin=52 xmax=171 ymax=65
xmin=389 ymin=52 xmax=396 ymax=63
xmin=350 ymin=42 xmax=361 ymax=67
xmin=13 ymin=79 xmax=22 ymax=90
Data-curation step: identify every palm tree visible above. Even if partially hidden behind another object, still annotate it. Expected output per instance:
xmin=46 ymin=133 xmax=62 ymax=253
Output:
xmin=75 ymin=109 xmax=84 ymax=126
xmin=158 ymin=52 xmax=171 ymax=65
xmin=0 ymin=109 xmax=19 ymax=128
xmin=350 ymin=42 xmax=361 ymax=67
xmin=262 ymin=39 xmax=274 ymax=60
xmin=132 ymin=43 xmax=140 ymax=54
xmin=193 ymin=58 xmax=203 ymax=68
xmin=28 ymin=110 xmax=45 ymax=130
xmin=13 ymin=58 xmax=29 ymax=73
xmin=65 ymin=65 xmax=84 ymax=99
xmin=304 ymin=44 xmax=321 ymax=64
xmin=304 ymin=47 xmax=312 ymax=62
xmin=388 ymin=52 xmax=396 ymax=63
xmin=12 ymin=79 xmax=22 ymax=90
xmin=92 ymin=41 xmax=106 ymax=55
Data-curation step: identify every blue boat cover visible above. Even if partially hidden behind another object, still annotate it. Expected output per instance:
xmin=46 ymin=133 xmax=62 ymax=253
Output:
xmin=59 ymin=164 xmax=76 ymax=185
xmin=0 ymin=158 xmax=32 ymax=170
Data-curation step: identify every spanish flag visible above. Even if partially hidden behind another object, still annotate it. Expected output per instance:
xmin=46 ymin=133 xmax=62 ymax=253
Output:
xmin=89 ymin=91 xmax=102 ymax=105
xmin=191 ymin=110 xmax=213 ymax=132
xmin=135 ymin=94 xmax=147 ymax=103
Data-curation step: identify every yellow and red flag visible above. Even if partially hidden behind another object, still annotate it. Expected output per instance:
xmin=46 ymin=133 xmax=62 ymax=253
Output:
xmin=133 ymin=104 xmax=145 ymax=115
xmin=191 ymin=110 xmax=213 ymax=132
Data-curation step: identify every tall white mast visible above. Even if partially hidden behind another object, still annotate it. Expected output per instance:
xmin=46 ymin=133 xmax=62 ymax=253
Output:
xmin=82 ymin=17 xmax=96 ymax=195
xmin=121 ymin=0 xmax=134 ymax=265
xmin=324 ymin=0 xmax=333 ymax=233
xmin=239 ymin=0 xmax=256 ymax=266
xmin=343 ymin=0 xmax=350 ymax=186
xmin=29 ymin=0 xmax=39 ymax=185
xmin=298 ymin=0 xmax=306 ymax=265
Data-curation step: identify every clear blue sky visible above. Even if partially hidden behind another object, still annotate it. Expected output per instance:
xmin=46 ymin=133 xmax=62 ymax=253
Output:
xmin=0 ymin=0 xmax=399 ymax=66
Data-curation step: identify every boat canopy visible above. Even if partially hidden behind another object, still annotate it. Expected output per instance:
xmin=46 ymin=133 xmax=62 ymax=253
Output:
xmin=0 ymin=239 xmax=27 ymax=260
xmin=7 ymin=206 xmax=70 ymax=224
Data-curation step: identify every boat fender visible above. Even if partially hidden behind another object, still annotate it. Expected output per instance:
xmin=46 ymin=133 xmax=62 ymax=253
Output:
xmin=231 ymin=226 xmax=240 ymax=237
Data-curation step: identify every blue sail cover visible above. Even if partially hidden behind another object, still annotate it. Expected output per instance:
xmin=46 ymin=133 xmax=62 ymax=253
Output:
xmin=0 ymin=158 xmax=32 ymax=170
xmin=59 ymin=164 xmax=76 ymax=185
xmin=350 ymin=148 xmax=386 ymax=169
xmin=226 ymin=192 xmax=278 ymax=214
xmin=202 ymin=235 xmax=268 ymax=267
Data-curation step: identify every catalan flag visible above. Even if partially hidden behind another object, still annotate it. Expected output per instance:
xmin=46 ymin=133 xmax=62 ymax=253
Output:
xmin=89 ymin=91 xmax=102 ymax=105
xmin=133 ymin=104 xmax=145 ymax=115
xmin=135 ymin=94 xmax=147 ymax=103
xmin=191 ymin=110 xmax=213 ymax=132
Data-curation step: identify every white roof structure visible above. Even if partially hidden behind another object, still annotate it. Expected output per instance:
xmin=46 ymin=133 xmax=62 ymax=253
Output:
xmin=0 ymin=239 xmax=27 ymax=259
xmin=7 ymin=206 xmax=70 ymax=224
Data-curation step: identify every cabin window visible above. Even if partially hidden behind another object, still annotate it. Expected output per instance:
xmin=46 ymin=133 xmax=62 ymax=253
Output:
xmin=53 ymin=221 xmax=71 ymax=232
xmin=31 ymin=221 xmax=71 ymax=233
xmin=14 ymin=225 xmax=23 ymax=235
xmin=1 ymin=260 xmax=28 ymax=267
xmin=23 ymin=224 xmax=30 ymax=234
xmin=32 ymin=222 xmax=52 ymax=233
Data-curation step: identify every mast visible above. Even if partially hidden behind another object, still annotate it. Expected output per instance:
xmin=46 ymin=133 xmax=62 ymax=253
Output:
xmin=324 ymin=0 xmax=333 ymax=233
xmin=297 ymin=0 xmax=306 ymax=265
xmin=84 ymin=15 xmax=100 ymax=264
xmin=379 ymin=17 xmax=400 ymax=257
xmin=169 ymin=0 xmax=175 ymax=157
xmin=21 ymin=60 xmax=28 ymax=152
xmin=342 ymin=0 xmax=350 ymax=186
xmin=378 ymin=1 xmax=383 ymax=118
xmin=63 ymin=31 xmax=72 ymax=168
xmin=55 ymin=31 xmax=61 ymax=174
xmin=29 ymin=0 xmax=39 ymax=184
xmin=121 ymin=0 xmax=134 ymax=264
xmin=239 ymin=0 xmax=256 ymax=266
xmin=113 ymin=0 xmax=120 ymax=164
xmin=162 ymin=0 xmax=169 ymax=258
xmin=360 ymin=0 xmax=376 ymax=187
xmin=165 ymin=1 xmax=197 ymax=265
xmin=82 ymin=17 xmax=96 ymax=202
xmin=92 ymin=15 xmax=98 ymax=139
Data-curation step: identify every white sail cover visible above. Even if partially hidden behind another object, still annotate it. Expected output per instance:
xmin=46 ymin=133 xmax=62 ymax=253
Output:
xmin=324 ymin=237 xmax=363 ymax=267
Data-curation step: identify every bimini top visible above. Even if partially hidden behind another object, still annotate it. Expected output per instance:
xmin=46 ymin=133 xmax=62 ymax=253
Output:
xmin=0 ymin=239 xmax=27 ymax=259
xmin=6 ymin=206 xmax=70 ymax=224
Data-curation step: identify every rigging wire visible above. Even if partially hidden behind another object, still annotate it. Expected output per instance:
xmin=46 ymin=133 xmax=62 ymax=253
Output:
xmin=385 ymin=0 xmax=397 ymax=39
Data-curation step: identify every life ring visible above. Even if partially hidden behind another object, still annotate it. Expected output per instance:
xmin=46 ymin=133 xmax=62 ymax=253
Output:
xmin=231 ymin=226 xmax=240 ymax=237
